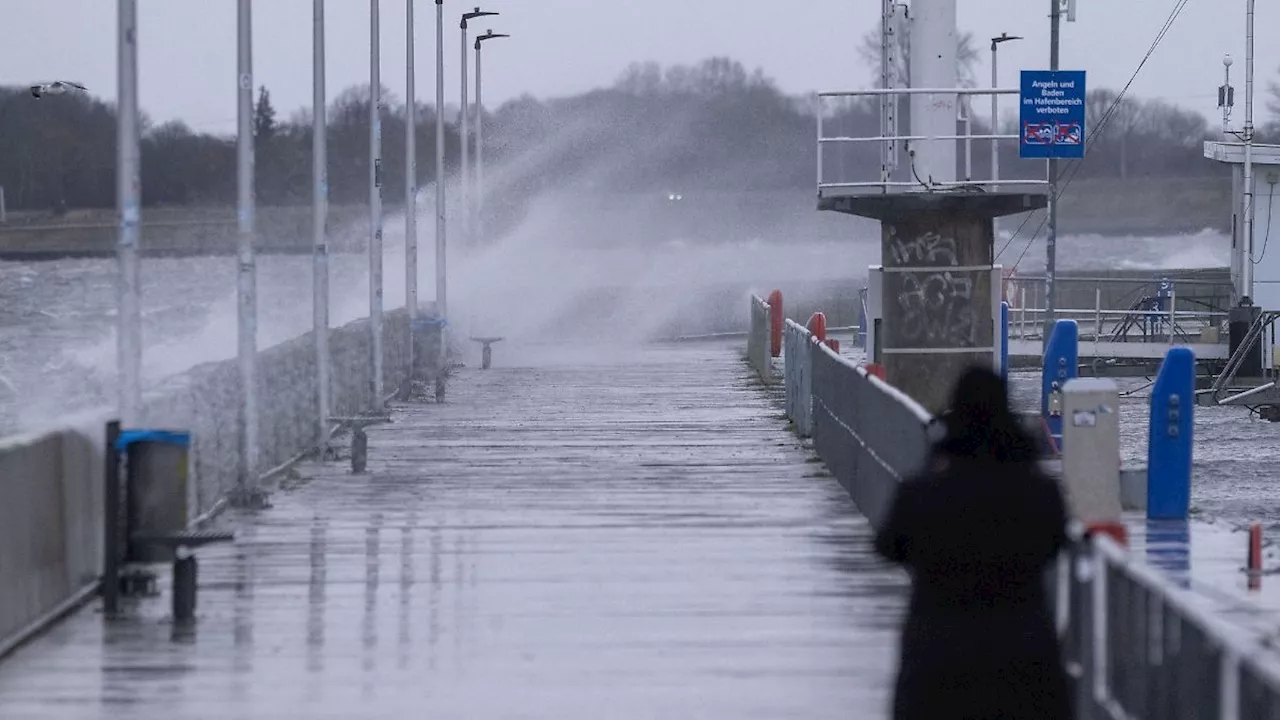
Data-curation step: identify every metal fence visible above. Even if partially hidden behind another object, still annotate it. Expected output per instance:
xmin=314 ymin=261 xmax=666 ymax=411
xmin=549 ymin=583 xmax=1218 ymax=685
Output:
xmin=783 ymin=320 xmax=814 ymax=437
xmin=807 ymin=340 xmax=932 ymax=528
xmin=747 ymin=294 xmax=772 ymax=382
xmin=1062 ymin=532 xmax=1280 ymax=719
xmin=0 ymin=311 xmax=416 ymax=659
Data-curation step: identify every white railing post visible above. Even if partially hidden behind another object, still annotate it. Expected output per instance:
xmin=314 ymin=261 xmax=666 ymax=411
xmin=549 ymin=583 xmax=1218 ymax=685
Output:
xmin=816 ymin=98 xmax=825 ymax=190
xmin=1095 ymin=286 xmax=1102 ymax=352
xmin=1169 ymin=288 xmax=1177 ymax=346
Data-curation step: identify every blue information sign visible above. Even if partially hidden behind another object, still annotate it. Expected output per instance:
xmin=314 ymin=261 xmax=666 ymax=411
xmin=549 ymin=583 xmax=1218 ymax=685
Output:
xmin=1019 ymin=70 xmax=1087 ymax=159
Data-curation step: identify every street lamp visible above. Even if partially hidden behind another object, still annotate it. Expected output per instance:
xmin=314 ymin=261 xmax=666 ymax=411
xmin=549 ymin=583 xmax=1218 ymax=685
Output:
xmin=461 ymin=8 xmax=498 ymax=249
xmin=474 ymin=28 xmax=509 ymax=245
xmin=989 ymin=32 xmax=1022 ymax=190
xmin=369 ymin=0 xmax=385 ymax=406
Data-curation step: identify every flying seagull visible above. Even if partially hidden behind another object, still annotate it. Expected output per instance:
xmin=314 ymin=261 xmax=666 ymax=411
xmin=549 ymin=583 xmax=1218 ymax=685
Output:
xmin=30 ymin=81 xmax=87 ymax=99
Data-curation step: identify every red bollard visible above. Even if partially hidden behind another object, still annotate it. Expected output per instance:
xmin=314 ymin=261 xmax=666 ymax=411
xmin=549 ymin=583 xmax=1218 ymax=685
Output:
xmin=767 ymin=289 xmax=783 ymax=357
xmin=865 ymin=363 xmax=886 ymax=381
xmin=825 ymin=339 xmax=840 ymax=353
xmin=1249 ymin=523 xmax=1263 ymax=591
xmin=806 ymin=312 xmax=827 ymax=343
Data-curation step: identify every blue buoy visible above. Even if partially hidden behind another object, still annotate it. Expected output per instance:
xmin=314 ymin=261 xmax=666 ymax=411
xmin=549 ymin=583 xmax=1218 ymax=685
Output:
xmin=1148 ymin=346 xmax=1195 ymax=520
xmin=1041 ymin=320 xmax=1079 ymax=452
xmin=1000 ymin=302 xmax=1010 ymax=383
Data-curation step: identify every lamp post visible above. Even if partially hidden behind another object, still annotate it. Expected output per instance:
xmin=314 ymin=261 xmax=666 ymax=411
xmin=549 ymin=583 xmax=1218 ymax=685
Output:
xmin=405 ymin=0 xmax=417 ymax=395
xmin=473 ymin=29 xmax=508 ymax=245
xmin=235 ymin=0 xmax=261 ymax=503
xmin=116 ymin=0 xmax=142 ymax=427
xmin=313 ymin=0 xmax=331 ymax=443
xmin=989 ymin=32 xmax=1021 ymax=190
xmin=369 ymin=0 xmax=385 ymax=407
xmin=460 ymin=8 xmax=498 ymax=249
xmin=434 ymin=0 xmax=446 ymax=332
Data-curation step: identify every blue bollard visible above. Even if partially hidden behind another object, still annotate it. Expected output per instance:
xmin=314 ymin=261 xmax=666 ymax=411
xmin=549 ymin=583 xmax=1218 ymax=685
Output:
xmin=1000 ymin=302 xmax=1010 ymax=383
xmin=1041 ymin=320 xmax=1079 ymax=453
xmin=1148 ymin=346 xmax=1195 ymax=520
xmin=1145 ymin=519 xmax=1191 ymax=589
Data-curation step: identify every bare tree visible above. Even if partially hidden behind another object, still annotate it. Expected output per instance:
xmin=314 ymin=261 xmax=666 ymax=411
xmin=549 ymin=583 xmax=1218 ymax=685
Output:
xmin=857 ymin=28 xmax=980 ymax=89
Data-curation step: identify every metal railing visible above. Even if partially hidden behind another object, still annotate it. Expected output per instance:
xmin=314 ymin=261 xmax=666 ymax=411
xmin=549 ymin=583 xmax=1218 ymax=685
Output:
xmin=747 ymin=294 xmax=772 ymax=381
xmin=1004 ymin=276 xmax=1232 ymax=345
xmin=771 ymin=301 xmax=1280 ymax=716
xmin=805 ymin=338 xmax=932 ymax=527
xmin=783 ymin=320 xmax=814 ymax=437
xmin=1063 ymin=532 xmax=1280 ymax=718
xmin=817 ymin=87 xmax=1048 ymax=194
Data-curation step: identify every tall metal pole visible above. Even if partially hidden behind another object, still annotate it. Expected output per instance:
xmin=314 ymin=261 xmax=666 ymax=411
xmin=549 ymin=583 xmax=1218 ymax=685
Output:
xmin=313 ymin=0 xmax=331 ymax=443
xmin=405 ymin=0 xmax=418 ymax=390
xmin=235 ymin=0 xmax=259 ymax=495
xmin=1044 ymin=0 xmax=1061 ymax=344
xmin=1242 ymin=0 xmax=1256 ymax=304
xmin=116 ymin=0 xmax=142 ymax=427
xmin=460 ymin=15 xmax=471 ymax=248
xmin=474 ymin=39 xmax=484 ymax=244
xmin=990 ymin=42 xmax=1000 ymax=189
xmin=435 ymin=0 xmax=447 ymax=326
xmin=369 ymin=0 xmax=385 ymax=405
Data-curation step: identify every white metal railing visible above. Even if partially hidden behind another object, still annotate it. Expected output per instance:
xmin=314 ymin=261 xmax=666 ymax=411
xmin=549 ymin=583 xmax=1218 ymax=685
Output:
xmin=816 ymin=87 xmax=1048 ymax=193
xmin=1064 ymin=532 xmax=1280 ymax=718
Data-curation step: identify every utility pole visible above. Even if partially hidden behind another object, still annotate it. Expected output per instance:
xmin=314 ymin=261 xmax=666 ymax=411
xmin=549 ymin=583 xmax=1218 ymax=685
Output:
xmin=1242 ymin=0 xmax=1256 ymax=305
xmin=1044 ymin=0 xmax=1062 ymax=345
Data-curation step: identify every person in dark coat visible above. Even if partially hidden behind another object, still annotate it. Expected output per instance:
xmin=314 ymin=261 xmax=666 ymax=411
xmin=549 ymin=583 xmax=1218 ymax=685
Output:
xmin=874 ymin=365 xmax=1071 ymax=720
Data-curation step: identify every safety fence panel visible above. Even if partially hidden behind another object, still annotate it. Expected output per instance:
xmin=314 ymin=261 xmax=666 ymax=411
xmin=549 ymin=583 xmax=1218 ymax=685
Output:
xmin=0 ymin=426 xmax=102 ymax=659
xmin=783 ymin=320 xmax=814 ymax=437
xmin=747 ymin=294 xmax=772 ymax=382
xmin=0 ymin=310 xmax=416 ymax=657
xmin=809 ymin=341 xmax=932 ymax=528
xmin=1061 ymin=533 xmax=1280 ymax=719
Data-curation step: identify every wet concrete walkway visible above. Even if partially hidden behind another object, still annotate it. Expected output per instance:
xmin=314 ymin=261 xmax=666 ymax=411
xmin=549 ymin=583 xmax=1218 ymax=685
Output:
xmin=0 ymin=342 xmax=906 ymax=719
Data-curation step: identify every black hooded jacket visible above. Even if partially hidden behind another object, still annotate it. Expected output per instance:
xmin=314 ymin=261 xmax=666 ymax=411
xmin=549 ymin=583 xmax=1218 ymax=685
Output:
xmin=874 ymin=367 xmax=1071 ymax=720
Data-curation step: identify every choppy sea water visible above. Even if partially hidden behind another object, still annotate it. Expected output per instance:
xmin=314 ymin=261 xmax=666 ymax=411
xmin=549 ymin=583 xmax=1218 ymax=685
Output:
xmin=4 ymin=226 xmax=1270 ymax=527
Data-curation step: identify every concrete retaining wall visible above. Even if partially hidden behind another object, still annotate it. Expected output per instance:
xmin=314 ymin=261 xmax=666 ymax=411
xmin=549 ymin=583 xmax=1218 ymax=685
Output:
xmin=0 ymin=309 xmax=419 ymax=657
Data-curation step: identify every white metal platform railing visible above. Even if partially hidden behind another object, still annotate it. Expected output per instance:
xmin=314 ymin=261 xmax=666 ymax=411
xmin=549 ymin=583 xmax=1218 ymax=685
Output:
xmin=1063 ymin=532 xmax=1280 ymax=718
xmin=816 ymin=87 xmax=1049 ymax=195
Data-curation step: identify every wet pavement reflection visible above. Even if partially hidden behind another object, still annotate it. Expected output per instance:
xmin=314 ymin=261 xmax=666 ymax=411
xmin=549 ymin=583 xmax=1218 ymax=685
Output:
xmin=0 ymin=342 xmax=906 ymax=719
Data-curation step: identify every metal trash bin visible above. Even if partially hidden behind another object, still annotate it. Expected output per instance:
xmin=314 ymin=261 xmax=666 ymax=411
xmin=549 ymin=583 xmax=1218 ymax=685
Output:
xmin=115 ymin=429 xmax=191 ymax=564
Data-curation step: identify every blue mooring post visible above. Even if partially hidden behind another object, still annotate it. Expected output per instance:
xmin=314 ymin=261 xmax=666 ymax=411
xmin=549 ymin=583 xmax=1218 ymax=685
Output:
xmin=1000 ymin=301 xmax=1010 ymax=383
xmin=1145 ymin=519 xmax=1191 ymax=589
xmin=1147 ymin=346 xmax=1195 ymax=520
xmin=1041 ymin=320 xmax=1079 ymax=452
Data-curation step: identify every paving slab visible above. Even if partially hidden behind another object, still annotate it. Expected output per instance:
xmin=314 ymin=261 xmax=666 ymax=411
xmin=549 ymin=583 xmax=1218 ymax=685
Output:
xmin=0 ymin=341 xmax=906 ymax=720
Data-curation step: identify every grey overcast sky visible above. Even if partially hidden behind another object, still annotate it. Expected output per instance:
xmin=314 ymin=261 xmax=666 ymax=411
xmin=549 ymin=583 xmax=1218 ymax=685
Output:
xmin=1 ymin=0 xmax=1275 ymax=134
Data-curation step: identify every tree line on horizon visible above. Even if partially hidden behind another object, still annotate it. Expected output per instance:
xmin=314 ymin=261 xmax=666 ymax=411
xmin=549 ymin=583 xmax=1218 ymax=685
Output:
xmin=1 ymin=54 xmax=1278 ymax=216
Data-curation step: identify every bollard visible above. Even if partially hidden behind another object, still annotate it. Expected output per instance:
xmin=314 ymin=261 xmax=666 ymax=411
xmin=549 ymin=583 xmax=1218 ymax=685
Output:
xmin=825 ymin=338 xmax=840 ymax=353
xmin=767 ymin=289 xmax=783 ymax=358
xmin=1147 ymin=347 xmax=1195 ymax=520
xmin=806 ymin=312 xmax=827 ymax=344
xmin=1000 ymin=301 xmax=1010 ymax=382
xmin=1061 ymin=378 xmax=1125 ymax=546
xmin=352 ymin=427 xmax=368 ymax=474
xmin=1249 ymin=522 xmax=1263 ymax=591
xmin=435 ymin=376 xmax=446 ymax=403
xmin=172 ymin=550 xmax=198 ymax=623
xmin=1041 ymin=320 xmax=1079 ymax=453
